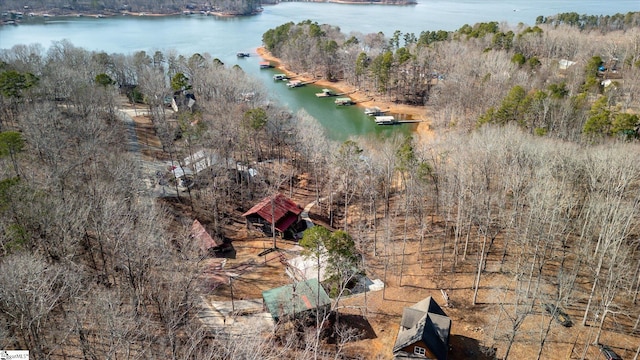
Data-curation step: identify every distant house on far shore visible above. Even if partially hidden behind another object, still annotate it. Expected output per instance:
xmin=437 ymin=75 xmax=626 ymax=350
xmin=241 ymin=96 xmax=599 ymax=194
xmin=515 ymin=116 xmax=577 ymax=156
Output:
xmin=393 ymin=296 xmax=451 ymax=360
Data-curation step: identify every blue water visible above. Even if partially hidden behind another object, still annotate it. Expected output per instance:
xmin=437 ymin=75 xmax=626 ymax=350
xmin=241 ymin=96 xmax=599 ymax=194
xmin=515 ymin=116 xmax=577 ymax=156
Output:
xmin=1 ymin=1 xmax=638 ymax=139
xmin=3 ymin=1 xmax=638 ymax=54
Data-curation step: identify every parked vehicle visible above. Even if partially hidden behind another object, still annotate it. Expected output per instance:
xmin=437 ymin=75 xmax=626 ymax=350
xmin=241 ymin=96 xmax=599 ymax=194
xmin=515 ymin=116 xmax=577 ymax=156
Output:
xmin=598 ymin=344 xmax=622 ymax=360
xmin=543 ymin=303 xmax=573 ymax=327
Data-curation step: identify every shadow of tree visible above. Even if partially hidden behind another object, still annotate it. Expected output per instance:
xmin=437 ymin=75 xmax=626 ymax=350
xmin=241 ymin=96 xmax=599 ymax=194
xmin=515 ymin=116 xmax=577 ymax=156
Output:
xmin=449 ymin=334 xmax=497 ymax=360
xmin=326 ymin=313 xmax=377 ymax=344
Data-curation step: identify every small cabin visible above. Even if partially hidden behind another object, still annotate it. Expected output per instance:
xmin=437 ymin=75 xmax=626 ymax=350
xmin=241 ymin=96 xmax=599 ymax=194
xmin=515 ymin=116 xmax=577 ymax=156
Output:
xmin=242 ymin=193 xmax=303 ymax=238
xmin=190 ymin=219 xmax=231 ymax=256
xmin=393 ymin=297 xmax=451 ymax=360
xmin=262 ymin=278 xmax=331 ymax=322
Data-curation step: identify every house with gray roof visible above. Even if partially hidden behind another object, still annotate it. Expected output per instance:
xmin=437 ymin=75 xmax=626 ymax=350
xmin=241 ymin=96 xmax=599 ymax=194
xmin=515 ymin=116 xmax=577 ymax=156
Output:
xmin=393 ymin=296 xmax=451 ymax=359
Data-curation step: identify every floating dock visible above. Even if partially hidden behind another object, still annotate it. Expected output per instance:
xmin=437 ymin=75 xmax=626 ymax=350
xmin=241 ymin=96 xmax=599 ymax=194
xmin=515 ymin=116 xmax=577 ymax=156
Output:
xmin=273 ymin=74 xmax=288 ymax=81
xmin=335 ymin=97 xmax=355 ymax=106
xmin=316 ymin=89 xmax=355 ymax=98
xmin=374 ymin=116 xmax=423 ymax=125
xmin=286 ymin=79 xmax=316 ymax=88
xmin=364 ymin=107 xmax=388 ymax=116
xmin=315 ymin=89 xmax=336 ymax=97
xmin=374 ymin=116 xmax=397 ymax=125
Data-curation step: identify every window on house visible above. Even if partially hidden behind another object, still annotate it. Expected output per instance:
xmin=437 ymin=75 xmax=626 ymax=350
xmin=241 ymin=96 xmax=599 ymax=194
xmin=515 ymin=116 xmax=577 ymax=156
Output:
xmin=414 ymin=346 xmax=426 ymax=356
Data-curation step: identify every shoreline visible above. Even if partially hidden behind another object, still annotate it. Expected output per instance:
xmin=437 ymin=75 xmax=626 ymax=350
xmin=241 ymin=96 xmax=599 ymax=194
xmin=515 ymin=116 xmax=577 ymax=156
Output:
xmin=256 ymin=47 xmax=433 ymax=140
xmin=7 ymin=1 xmax=417 ymax=19
xmin=327 ymin=0 xmax=417 ymax=4
xmin=9 ymin=9 xmax=260 ymax=19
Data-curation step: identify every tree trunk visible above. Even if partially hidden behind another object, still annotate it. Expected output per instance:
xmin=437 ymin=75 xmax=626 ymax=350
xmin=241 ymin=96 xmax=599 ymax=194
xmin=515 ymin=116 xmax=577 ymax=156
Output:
xmin=593 ymin=308 xmax=608 ymax=345
xmin=536 ymin=317 xmax=554 ymax=360
xmin=582 ymin=250 xmax=605 ymax=326
xmin=472 ymin=235 xmax=487 ymax=305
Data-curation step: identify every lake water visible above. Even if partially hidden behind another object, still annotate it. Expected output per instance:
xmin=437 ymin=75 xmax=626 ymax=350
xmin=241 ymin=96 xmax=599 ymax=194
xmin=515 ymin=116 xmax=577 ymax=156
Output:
xmin=1 ymin=0 xmax=638 ymax=139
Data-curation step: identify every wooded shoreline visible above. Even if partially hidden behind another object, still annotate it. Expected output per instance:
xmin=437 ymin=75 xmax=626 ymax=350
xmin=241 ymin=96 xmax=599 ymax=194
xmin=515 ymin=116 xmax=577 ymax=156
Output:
xmin=256 ymin=46 xmax=434 ymax=140
xmin=1 ymin=0 xmax=416 ymax=19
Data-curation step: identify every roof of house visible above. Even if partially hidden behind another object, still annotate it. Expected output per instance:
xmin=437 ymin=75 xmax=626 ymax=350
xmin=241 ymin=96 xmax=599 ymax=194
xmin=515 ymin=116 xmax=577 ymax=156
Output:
xmin=241 ymin=193 xmax=302 ymax=232
xmin=393 ymin=296 xmax=451 ymax=360
xmin=559 ymin=59 xmax=577 ymax=70
xmin=287 ymin=249 xmax=329 ymax=282
xmin=191 ymin=219 xmax=223 ymax=251
xmin=262 ymin=278 xmax=331 ymax=321
xmin=171 ymin=166 xmax=194 ymax=179
xmin=183 ymin=149 xmax=220 ymax=174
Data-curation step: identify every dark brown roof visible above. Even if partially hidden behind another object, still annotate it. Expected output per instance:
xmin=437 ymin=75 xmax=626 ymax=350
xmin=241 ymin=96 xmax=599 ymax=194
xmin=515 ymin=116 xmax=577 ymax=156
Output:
xmin=242 ymin=193 xmax=302 ymax=232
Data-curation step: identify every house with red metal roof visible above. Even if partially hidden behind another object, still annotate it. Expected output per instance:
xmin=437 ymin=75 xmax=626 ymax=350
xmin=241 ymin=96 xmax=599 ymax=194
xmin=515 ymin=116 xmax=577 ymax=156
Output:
xmin=242 ymin=193 xmax=303 ymax=238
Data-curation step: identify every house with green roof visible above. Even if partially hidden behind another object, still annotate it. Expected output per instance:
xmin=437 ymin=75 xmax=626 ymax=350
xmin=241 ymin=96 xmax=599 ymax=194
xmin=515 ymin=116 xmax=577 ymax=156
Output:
xmin=262 ymin=278 xmax=331 ymax=322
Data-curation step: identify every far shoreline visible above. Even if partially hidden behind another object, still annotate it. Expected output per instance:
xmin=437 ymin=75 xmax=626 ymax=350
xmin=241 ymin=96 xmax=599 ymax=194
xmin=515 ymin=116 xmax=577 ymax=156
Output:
xmin=255 ymin=47 xmax=433 ymax=140
xmin=6 ymin=0 xmax=417 ymax=21
xmin=13 ymin=11 xmax=257 ymax=19
xmin=327 ymin=0 xmax=417 ymax=5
